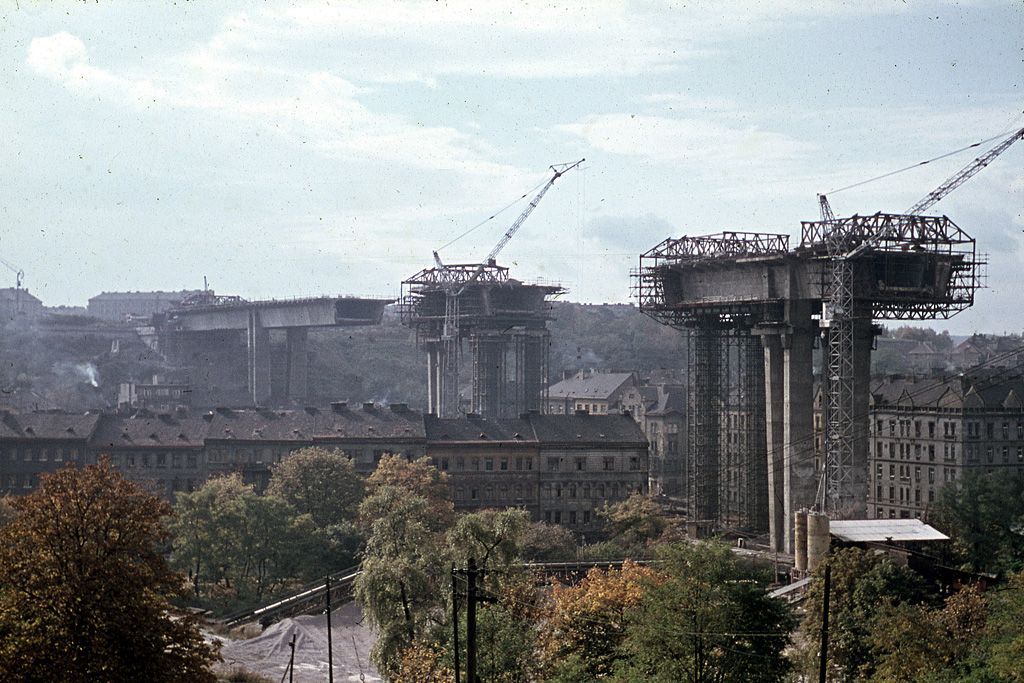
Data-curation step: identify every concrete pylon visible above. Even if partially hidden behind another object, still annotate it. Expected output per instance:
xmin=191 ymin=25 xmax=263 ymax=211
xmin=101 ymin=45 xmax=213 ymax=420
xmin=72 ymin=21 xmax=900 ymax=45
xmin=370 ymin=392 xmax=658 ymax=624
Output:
xmin=285 ymin=327 xmax=309 ymax=400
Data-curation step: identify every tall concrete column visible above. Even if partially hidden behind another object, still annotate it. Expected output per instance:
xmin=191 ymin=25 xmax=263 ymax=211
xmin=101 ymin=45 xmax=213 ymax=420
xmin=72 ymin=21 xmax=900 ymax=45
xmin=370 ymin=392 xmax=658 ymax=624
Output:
xmin=757 ymin=301 xmax=818 ymax=554
xmin=783 ymin=315 xmax=818 ymax=553
xmin=246 ymin=310 xmax=271 ymax=406
xmin=688 ymin=319 xmax=722 ymax=522
xmin=285 ymin=327 xmax=309 ymax=400
xmin=848 ymin=320 xmax=874 ymax=519
xmin=472 ymin=334 xmax=505 ymax=418
xmin=759 ymin=329 xmax=786 ymax=552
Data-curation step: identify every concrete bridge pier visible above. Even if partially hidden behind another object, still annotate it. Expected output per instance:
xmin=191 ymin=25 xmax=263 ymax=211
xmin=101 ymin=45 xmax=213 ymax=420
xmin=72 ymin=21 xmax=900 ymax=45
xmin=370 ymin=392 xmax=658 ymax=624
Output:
xmin=285 ymin=327 xmax=309 ymax=400
xmin=756 ymin=301 xmax=818 ymax=554
xmin=246 ymin=310 xmax=272 ymax=406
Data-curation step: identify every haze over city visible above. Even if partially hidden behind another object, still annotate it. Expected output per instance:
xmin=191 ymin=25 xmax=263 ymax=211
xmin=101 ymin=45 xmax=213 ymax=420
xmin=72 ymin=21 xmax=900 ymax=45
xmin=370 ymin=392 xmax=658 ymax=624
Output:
xmin=2 ymin=1 xmax=1022 ymax=334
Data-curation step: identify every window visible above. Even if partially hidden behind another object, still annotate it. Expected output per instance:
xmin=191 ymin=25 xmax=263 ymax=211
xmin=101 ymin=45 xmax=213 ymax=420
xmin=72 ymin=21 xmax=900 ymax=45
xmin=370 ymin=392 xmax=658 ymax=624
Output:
xmin=570 ymin=484 xmax=577 ymax=499
xmin=544 ymin=511 xmax=551 ymax=523
xmin=457 ymin=457 xmax=465 ymax=470
xmin=471 ymin=488 xmax=478 ymax=500
xmin=1003 ymin=422 xmax=1010 ymax=439
xmin=440 ymin=458 xmax=449 ymax=471
xmin=928 ymin=421 xmax=935 ymax=438
xmin=569 ymin=511 xmax=577 ymax=524
xmin=554 ymin=511 xmax=561 ymax=524
xmin=603 ymin=457 xmax=615 ymax=472
xmin=485 ymin=458 xmax=494 ymax=471
xmin=547 ymin=457 xmax=559 ymax=471
xmin=500 ymin=458 xmax=508 ymax=471
xmin=575 ymin=457 xmax=586 ymax=471
xmin=156 ymin=453 xmax=166 ymax=468
xmin=629 ymin=456 xmax=640 ymax=471
xmin=583 ymin=510 xmax=591 ymax=524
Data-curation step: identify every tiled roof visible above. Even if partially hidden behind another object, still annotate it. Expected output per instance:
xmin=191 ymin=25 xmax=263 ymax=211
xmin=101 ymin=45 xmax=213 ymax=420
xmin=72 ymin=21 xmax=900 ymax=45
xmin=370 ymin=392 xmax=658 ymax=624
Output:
xmin=547 ymin=372 xmax=635 ymax=400
xmin=91 ymin=412 xmax=209 ymax=449
xmin=424 ymin=415 xmax=535 ymax=443
xmin=528 ymin=413 xmax=646 ymax=445
xmin=0 ymin=411 xmax=101 ymax=440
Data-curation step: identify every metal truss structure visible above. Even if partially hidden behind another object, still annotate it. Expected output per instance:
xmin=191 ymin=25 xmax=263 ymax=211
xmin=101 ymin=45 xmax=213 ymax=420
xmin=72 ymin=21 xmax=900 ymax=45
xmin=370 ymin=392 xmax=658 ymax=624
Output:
xmin=801 ymin=211 xmax=981 ymax=514
xmin=635 ymin=232 xmax=790 ymax=330
xmin=401 ymin=266 xmax=563 ymax=418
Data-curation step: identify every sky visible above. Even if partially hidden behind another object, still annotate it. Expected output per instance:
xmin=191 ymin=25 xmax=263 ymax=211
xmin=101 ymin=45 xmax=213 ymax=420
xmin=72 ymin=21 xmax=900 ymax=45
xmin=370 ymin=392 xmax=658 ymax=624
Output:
xmin=1 ymin=1 xmax=1022 ymax=334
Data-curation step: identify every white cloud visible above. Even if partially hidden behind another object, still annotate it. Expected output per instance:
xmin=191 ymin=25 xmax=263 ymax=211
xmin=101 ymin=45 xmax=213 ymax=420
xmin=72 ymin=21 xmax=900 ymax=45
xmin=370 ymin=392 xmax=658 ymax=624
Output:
xmin=557 ymin=113 xmax=815 ymax=167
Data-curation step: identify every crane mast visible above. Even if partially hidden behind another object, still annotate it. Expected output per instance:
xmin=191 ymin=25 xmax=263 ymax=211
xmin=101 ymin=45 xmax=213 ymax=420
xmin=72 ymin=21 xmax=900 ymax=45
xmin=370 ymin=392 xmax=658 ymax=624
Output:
xmin=820 ymin=124 xmax=1021 ymax=516
xmin=429 ymin=159 xmax=584 ymax=417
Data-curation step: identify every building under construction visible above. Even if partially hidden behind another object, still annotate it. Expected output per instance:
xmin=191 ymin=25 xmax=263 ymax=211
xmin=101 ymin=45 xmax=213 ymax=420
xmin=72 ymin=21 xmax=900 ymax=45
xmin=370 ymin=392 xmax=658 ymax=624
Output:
xmin=401 ymin=262 xmax=563 ymax=418
xmin=636 ymin=216 xmax=980 ymax=551
xmin=634 ymin=125 xmax=1024 ymax=552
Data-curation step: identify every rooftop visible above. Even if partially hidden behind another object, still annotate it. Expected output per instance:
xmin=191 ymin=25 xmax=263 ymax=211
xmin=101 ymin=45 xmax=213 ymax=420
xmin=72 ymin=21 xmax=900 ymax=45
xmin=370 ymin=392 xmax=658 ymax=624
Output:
xmin=829 ymin=519 xmax=949 ymax=543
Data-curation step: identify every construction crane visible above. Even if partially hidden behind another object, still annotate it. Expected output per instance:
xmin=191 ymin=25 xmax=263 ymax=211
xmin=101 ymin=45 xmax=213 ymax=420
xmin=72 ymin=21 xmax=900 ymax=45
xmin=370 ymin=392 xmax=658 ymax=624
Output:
xmin=819 ymin=126 xmax=1022 ymax=515
xmin=428 ymin=158 xmax=584 ymax=416
xmin=0 ymin=255 xmax=24 ymax=289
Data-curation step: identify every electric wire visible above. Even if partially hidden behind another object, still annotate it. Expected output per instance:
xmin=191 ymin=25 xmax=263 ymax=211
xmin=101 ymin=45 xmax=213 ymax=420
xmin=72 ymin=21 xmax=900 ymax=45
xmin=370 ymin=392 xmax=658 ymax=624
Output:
xmin=825 ymin=118 xmax=1024 ymax=197
xmin=435 ymin=177 xmax=550 ymax=254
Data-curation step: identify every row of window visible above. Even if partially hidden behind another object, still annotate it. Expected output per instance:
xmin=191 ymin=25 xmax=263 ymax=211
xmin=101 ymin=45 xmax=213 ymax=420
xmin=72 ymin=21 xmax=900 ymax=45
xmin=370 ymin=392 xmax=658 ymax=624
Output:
xmin=2 ymin=446 xmax=80 ymax=463
xmin=875 ymin=417 xmax=1024 ymax=441
xmin=544 ymin=509 xmax=592 ymax=525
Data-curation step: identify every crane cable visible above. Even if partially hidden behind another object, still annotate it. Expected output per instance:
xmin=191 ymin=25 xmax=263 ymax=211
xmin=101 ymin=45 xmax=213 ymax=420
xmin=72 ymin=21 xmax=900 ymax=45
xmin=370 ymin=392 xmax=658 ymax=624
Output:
xmin=435 ymin=176 xmax=551 ymax=254
xmin=826 ymin=114 xmax=1024 ymax=197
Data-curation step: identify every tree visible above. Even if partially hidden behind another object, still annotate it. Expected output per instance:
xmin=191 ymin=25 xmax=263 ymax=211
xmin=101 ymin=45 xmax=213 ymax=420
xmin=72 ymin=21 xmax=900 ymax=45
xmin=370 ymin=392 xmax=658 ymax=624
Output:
xmin=0 ymin=461 xmax=219 ymax=682
xmin=446 ymin=508 xmax=531 ymax=570
xmin=799 ymin=547 xmax=929 ymax=682
xmin=0 ymin=495 xmax=16 ymax=527
xmin=613 ymin=542 xmax=794 ymax=683
xmin=367 ymin=454 xmax=453 ymax=526
xmin=266 ymin=446 xmax=363 ymax=528
xmin=597 ymin=493 xmax=678 ymax=557
xmin=354 ymin=485 xmax=450 ymax=679
xmin=519 ymin=520 xmax=578 ymax=562
xmin=539 ymin=560 xmax=663 ymax=681
xmin=869 ymin=585 xmax=988 ymax=682
xmin=169 ymin=474 xmax=317 ymax=605
xmin=931 ymin=470 xmax=1024 ymax=574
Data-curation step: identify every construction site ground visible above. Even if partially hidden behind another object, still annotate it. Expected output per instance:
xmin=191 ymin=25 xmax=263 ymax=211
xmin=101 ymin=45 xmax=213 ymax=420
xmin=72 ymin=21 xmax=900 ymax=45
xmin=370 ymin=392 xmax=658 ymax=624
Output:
xmin=211 ymin=602 xmax=381 ymax=682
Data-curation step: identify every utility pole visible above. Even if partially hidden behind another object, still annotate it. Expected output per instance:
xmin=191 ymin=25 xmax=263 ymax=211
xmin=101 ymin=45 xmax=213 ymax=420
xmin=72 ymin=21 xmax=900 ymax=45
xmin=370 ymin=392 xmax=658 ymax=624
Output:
xmin=287 ymin=633 xmax=296 ymax=683
xmin=818 ymin=563 xmax=832 ymax=683
xmin=452 ymin=565 xmax=461 ymax=683
xmin=466 ymin=557 xmax=478 ymax=683
xmin=326 ymin=574 xmax=334 ymax=683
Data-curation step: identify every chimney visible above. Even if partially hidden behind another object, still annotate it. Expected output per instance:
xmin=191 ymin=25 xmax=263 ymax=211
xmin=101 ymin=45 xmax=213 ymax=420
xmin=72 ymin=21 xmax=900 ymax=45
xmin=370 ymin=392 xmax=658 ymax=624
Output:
xmin=331 ymin=401 xmax=348 ymax=413
xmin=389 ymin=403 xmax=408 ymax=413
xmin=362 ymin=402 xmax=375 ymax=411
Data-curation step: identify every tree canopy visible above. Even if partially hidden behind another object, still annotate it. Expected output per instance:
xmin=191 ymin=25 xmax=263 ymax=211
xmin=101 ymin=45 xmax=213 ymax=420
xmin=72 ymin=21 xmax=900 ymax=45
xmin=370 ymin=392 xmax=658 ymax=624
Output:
xmin=0 ymin=461 xmax=219 ymax=682
xmin=266 ymin=446 xmax=363 ymax=528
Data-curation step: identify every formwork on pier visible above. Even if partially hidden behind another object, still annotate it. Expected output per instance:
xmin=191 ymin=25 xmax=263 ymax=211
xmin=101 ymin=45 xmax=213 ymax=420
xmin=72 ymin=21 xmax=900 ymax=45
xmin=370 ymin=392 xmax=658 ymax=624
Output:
xmin=401 ymin=262 xmax=564 ymax=418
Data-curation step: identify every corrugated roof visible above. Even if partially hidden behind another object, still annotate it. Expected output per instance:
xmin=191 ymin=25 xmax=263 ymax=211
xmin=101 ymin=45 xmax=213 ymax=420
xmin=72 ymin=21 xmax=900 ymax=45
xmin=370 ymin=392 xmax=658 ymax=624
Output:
xmin=829 ymin=519 xmax=949 ymax=543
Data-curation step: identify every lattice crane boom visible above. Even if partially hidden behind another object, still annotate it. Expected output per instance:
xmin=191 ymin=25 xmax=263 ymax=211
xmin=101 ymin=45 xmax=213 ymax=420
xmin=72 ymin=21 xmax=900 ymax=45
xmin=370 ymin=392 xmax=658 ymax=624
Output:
xmin=486 ymin=158 xmax=584 ymax=263
xmin=0 ymin=255 xmax=24 ymax=288
xmin=907 ymin=126 xmax=1024 ymax=215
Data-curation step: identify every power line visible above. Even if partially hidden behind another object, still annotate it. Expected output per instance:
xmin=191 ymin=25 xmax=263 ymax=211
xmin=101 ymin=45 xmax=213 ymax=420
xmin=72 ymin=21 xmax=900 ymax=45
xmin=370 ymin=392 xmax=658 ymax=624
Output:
xmin=826 ymin=120 xmax=1024 ymax=197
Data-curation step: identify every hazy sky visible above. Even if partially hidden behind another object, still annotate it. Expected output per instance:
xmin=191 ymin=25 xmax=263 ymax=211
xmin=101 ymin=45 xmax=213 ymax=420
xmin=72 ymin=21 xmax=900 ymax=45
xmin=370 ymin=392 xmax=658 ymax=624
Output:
xmin=1 ymin=1 xmax=1021 ymax=334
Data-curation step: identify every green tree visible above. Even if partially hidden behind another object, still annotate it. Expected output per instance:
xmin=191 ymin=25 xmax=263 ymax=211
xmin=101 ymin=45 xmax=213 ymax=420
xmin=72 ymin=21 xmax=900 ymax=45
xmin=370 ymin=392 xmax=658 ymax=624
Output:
xmin=613 ymin=542 xmax=794 ymax=683
xmin=446 ymin=507 xmax=531 ymax=570
xmin=266 ymin=446 xmax=363 ymax=528
xmin=869 ymin=585 xmax=988 ymax=682
xmin=367 ymin=454 xmax=453 ymax=527
xmin=799 ymin=547 xmax=929 ymax=682
xmin=597 ymin=492 xmax=677 ymax=557
xmin=169 ymin=474 xmax=316 ymax=604
xmin=519 ymin=520 xmax=578 ymax=561
xmin=931 ymin=470 xmax=1024 ymax=574
xmin=354 ymin=485 xmax=450 ymax=679
xmin=0 ymin=461 xmax=219 ymax=682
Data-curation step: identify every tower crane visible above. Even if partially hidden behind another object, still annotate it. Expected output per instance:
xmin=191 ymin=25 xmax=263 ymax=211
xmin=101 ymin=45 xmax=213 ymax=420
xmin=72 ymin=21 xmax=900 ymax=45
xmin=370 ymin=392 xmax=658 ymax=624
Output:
xmin=0 ymin=255 xmax=24 ymax=289
xmin=429 ymin=158 xmax=584 ymax=416
xmin=819 ymin=125 xmax=1023 ymax=515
